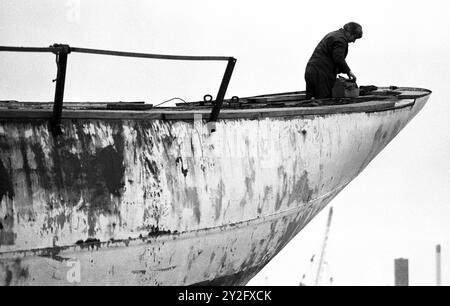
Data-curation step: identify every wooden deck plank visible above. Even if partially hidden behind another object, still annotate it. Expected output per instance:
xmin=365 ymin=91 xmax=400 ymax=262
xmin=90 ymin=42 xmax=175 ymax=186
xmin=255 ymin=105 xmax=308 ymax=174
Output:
xmin=0 ymin=99 xmax=408 ymax=121
xmin=0 ymin=87 xmax=429 ymax=121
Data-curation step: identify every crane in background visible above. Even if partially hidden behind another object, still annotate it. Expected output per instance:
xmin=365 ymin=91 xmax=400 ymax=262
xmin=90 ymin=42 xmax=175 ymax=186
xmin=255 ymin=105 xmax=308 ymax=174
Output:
xmin=314 ymin=206 xmax=334 ymax=286
xmin=299 ymin=206 xmax=334 ymax=286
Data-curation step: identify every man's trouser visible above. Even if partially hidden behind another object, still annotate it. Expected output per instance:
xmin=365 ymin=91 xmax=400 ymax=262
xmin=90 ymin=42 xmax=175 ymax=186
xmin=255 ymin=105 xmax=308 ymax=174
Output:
xmin=304 ymin=65 xmax=336 ymax=99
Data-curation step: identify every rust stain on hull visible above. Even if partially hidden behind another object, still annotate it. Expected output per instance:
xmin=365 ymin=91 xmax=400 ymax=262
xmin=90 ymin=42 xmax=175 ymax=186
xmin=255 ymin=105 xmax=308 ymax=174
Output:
xmin=0 ymin=93 xmax=430 ymax=285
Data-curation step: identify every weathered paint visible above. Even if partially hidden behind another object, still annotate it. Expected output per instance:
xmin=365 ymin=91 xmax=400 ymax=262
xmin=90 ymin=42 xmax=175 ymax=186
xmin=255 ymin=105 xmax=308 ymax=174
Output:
xmin=0 ymin=91 xmax=430 ymax=285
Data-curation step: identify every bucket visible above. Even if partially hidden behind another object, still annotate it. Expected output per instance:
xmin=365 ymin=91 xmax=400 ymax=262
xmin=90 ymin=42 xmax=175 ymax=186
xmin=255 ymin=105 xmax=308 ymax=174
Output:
xmin=332 ymin=78 xmax=360 ymax=98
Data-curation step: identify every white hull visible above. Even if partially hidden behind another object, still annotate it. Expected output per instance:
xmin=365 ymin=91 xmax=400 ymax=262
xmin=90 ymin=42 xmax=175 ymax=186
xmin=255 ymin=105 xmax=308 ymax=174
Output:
xmin=0 ymin=90 xmax=429 ymax=285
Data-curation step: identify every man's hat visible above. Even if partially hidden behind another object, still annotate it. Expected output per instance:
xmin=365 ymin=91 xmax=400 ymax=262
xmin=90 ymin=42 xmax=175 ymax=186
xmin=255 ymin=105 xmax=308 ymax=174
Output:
xmin=343 ymin=22 xmax=363 ymax=39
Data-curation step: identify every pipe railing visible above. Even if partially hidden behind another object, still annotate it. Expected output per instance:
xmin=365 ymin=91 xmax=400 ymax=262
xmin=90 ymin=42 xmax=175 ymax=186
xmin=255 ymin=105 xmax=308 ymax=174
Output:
xmin=0 ymin=43 xmax=236 ymax=134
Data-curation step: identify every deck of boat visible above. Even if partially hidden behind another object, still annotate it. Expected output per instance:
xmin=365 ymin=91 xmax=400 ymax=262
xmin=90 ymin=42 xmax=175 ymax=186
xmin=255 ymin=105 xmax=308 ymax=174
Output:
xmin=0 ymin=87 xmax=431 ymax=121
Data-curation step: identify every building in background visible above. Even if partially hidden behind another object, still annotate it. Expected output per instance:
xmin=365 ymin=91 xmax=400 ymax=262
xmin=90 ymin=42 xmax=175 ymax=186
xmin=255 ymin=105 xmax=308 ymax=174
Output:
xmin=394 ymin=258 xmax=409 ymax=286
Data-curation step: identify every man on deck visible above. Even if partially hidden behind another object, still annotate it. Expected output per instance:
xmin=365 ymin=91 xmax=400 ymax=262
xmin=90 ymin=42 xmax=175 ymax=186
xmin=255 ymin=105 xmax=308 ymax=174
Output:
xmin=304 ymin=22 xmax=363 ymax=99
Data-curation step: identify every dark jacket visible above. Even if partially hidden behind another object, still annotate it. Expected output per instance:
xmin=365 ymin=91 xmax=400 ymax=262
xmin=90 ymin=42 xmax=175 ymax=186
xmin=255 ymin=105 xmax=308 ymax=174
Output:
xmin=306 ymin=28 xmax=351 ymax=78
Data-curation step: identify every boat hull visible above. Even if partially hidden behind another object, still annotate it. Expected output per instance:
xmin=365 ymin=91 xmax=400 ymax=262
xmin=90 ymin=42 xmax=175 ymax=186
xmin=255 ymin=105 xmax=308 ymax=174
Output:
xmin=0 ymin=92 xmax=429 ymax=285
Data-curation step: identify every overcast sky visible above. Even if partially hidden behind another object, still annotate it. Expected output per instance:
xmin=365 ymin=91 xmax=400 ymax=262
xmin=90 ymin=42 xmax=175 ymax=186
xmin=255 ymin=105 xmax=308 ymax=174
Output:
xmin=1 ymin=0 xmax=449 ymax=285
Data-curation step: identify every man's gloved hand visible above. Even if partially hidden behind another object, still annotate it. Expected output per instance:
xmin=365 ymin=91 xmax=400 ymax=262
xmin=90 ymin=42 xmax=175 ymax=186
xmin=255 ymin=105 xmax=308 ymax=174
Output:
xmin=347 ymin=71 xmax=357 ymax=82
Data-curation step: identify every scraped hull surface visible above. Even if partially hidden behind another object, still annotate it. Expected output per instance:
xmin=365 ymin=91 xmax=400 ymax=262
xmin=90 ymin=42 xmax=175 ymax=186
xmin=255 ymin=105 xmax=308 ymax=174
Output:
xmin=0 ymin=92 xmax=429 ymax=285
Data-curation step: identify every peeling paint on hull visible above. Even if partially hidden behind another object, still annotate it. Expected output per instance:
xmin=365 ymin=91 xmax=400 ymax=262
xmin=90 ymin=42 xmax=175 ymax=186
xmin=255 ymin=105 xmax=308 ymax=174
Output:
xmin=0 ymin=92 xmax=430 ymax=285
